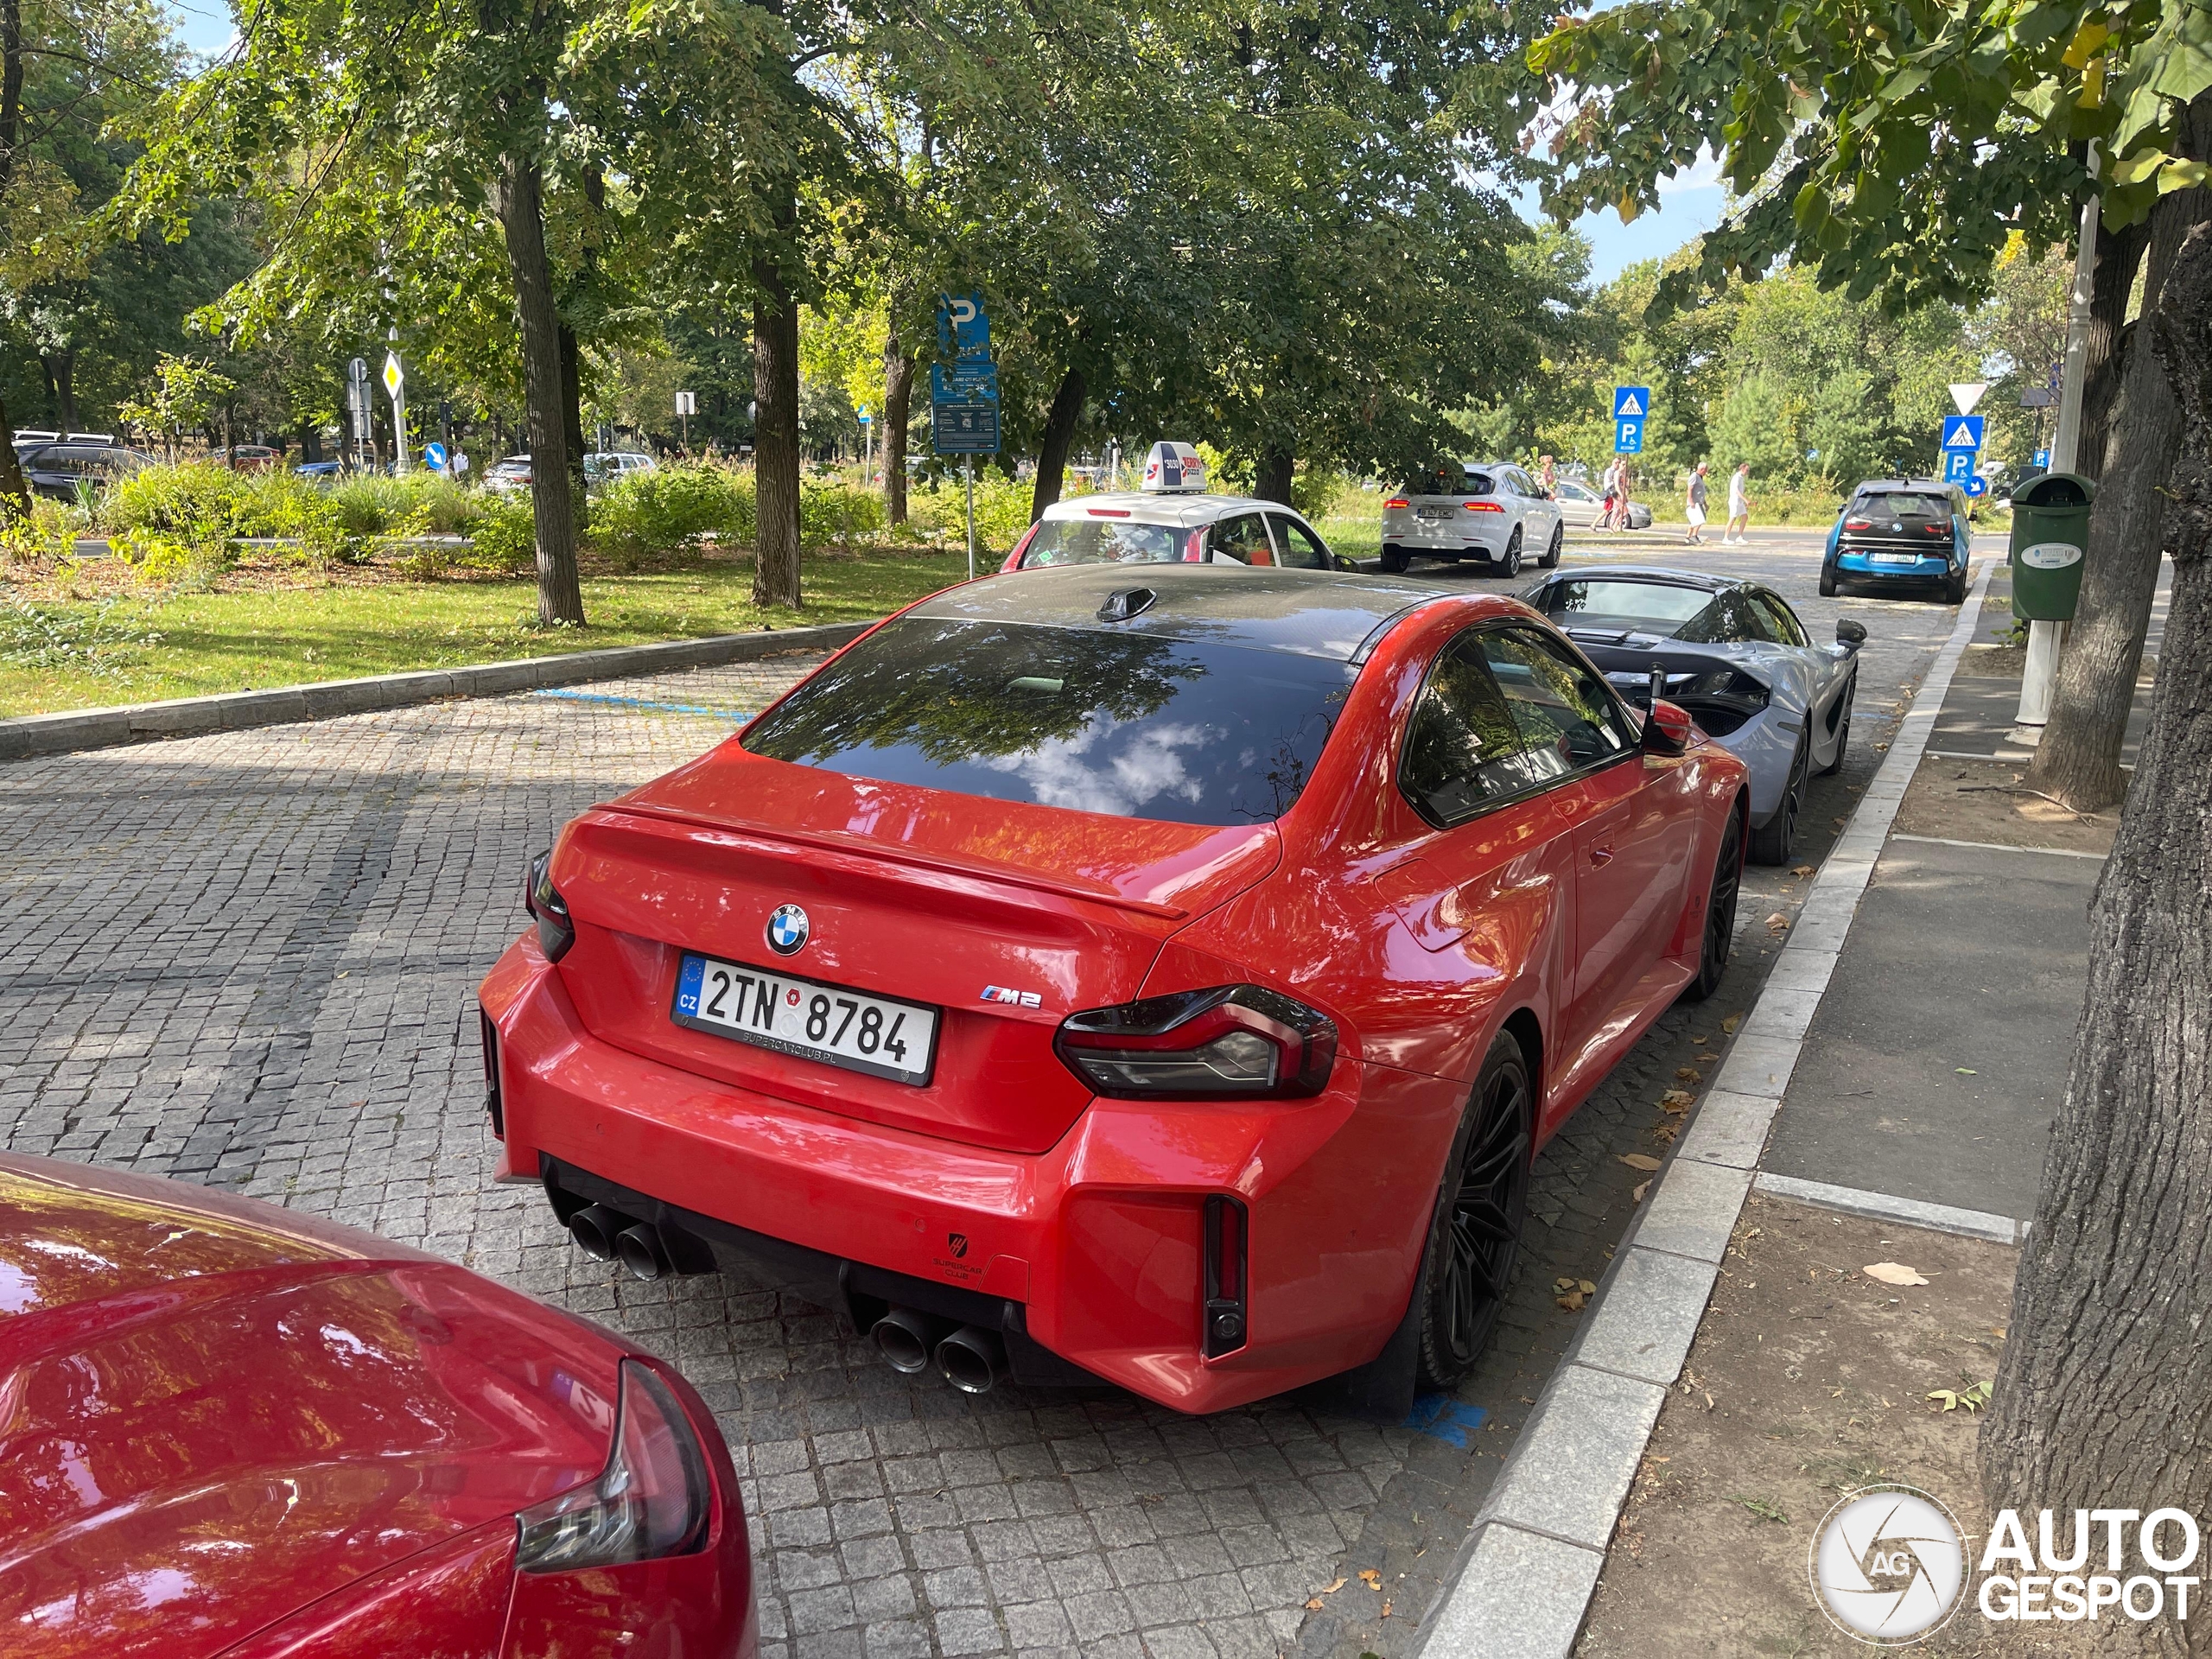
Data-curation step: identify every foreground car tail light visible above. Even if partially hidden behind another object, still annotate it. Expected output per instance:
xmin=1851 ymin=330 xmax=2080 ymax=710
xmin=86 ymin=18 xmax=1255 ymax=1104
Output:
xmin=1383 ymin=497 xmax=1409 ymax=510
xmin=524 ymin=849 xmax=575 ymax=963
xmin=516 ymin=1360 xmax=710 ymax=1573
xmin=1463 ymin=500 xmax=1503 ymax=512
xmin=1054 ymin=985 xmax=1337 ymax=1099
xmin=1844 ymin=517 xmax=1873 ymax=530
xmin=1203 ymin=1195 xmax=1249 ymax=1357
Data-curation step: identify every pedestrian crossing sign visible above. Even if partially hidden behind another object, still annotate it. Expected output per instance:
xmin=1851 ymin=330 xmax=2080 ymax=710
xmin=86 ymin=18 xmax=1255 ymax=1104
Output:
xmin=1940 ymin=415 xmax=1984 ymax=452
xmin=1613 ymin=385 xmax=1649 ymax=418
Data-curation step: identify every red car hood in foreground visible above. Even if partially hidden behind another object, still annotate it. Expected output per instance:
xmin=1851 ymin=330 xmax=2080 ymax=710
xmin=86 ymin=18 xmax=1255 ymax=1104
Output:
xmin=0 ymin=1154 xmax=620 ymax=1657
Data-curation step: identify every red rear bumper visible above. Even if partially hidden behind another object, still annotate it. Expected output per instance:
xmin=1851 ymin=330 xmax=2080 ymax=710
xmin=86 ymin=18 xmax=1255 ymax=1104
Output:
xmin=482 ymin=939 xmax=1438 ymax=1414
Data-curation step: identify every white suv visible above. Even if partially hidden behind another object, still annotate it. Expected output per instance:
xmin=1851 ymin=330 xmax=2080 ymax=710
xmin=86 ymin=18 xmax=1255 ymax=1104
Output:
xmin=1380 ymin=461 xmax=1563 ymax=575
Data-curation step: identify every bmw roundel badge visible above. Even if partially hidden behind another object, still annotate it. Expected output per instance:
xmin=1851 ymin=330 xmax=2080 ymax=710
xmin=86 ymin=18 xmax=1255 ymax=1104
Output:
xmin=766 ymin=904 xmax=810 ymax=956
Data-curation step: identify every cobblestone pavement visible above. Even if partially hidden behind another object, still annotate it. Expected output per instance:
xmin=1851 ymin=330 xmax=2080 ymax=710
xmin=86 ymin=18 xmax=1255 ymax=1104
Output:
xmin=0 ymin=556 xmax=1961 ymax=1657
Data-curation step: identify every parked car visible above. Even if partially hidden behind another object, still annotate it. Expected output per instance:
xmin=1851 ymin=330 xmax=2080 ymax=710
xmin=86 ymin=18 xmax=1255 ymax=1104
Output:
xmin=1821 ymin=479 xmax=1973 ymax=602
xmin=294 ymin=459 xmax=344 ymax=483
xmin=1001 ymin=442 xmax=1353 ymax=571
xmin=15 ymin=441 xmax=153 ymax=500
xmin=1549 ymin=475 xmax=1654 ymax=531
xmin=0 ymin=1150 xmax=757 ymax=1657
xmin=211 ymin=444 xmax=283 ymax=472
xmin=1380 ymin=460 xmax=1565 ymax=575
xmin=586 ymin=449 xmax=658 ymax=491
xmin=1522 ymin=566 xmax=1864 ymax=864
xmin=485 ymin=454 xmax=534 ymax=494
xmin=481 ymin=564 xmax=1748 ymax=1415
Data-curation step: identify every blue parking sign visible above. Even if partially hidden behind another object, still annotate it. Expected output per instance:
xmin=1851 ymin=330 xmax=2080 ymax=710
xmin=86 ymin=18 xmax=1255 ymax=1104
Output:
xmin=1943 ymin=449 xmax=1975 ymax=483
xmin=1615 ymin=417 xmax=1644 ymax=454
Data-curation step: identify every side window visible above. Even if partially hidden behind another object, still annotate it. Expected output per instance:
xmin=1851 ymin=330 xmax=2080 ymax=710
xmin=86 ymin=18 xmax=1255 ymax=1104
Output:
xmin=1481 ymin=628 xmax=1637 ymax=779
xmin=1211 ymin=513 xmax=1273 ymax=565
xmin=1268 ymin=514 xmax=1332 ymax=569
xmin=1752 ymin=592 xmax=1808 ymax=646
xmin=1400 ymin=633 xmax=1539 ymax=824
xmin=1503 ymin=467 xmax=1535 ymax=499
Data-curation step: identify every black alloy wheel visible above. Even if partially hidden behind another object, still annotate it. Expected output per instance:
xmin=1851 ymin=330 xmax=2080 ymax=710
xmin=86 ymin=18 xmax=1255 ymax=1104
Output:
xmin=1414 ymin=1033 xmax=1533 ymax=1390
xmin=1541 ymin=521 xmax=1563 ymax=567
xmin=1683 ymin=810 xmax=1742 ymax=1002
xmin=1751 ymin=729 xmax=1808 ymax=865
xmin=1498 ymin=528 xmax=1523 ymax=579
xmin=1944 ymin=565 xmax=1967 ymax=604
xmin=1818 ymin=564 xmax=1840 ymax=597
xmin=1817 ymin=673 xmax=1854 ymax=776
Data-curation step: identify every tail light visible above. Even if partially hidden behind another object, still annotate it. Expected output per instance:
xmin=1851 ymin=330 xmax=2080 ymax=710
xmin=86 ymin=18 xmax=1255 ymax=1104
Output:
xmin=1844 ymin=517 xmax=1872 ymax=530
xmin=1203 ymin=1195 xmax=1248 ymax=1356
xmin=1184 ymin=527 xmax=1207 ymax=561
xmin=1463 ymin=500 xmax=1504 ymax=513
xmin=516 ymin=1360 xmax=711 ymax=1573
xmin=1383 ymin=497 xmax=1409 ymax=509
xmin=525 ymin=849 xmax=575 ymax=963
xmin=479 ymin=1006 xmax=503 ymax=1136
xmin=1054 ymin=984 xmax=1337 ymax=1099
xmin=1086 ymin=506 xmax=1131 ymax=517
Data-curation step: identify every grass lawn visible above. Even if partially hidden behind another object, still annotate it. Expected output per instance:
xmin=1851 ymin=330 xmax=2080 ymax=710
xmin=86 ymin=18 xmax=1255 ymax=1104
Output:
xmin=0 ymin=542 xmax=973 ymax=719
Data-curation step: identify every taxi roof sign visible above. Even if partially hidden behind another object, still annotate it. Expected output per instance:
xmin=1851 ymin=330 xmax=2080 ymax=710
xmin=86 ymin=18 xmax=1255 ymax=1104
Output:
xmin=1140 ymin=441 xmax=1207 ymax=494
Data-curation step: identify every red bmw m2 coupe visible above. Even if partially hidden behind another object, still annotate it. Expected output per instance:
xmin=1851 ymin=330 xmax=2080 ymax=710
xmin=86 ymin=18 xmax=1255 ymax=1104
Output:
xmin=480 ymin=565 xmax=1747 ymax=1414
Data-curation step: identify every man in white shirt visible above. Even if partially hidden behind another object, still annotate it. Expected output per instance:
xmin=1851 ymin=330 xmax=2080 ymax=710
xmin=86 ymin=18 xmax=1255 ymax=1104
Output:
xmin=1725 ymin=463 xmax=1751 ymax=543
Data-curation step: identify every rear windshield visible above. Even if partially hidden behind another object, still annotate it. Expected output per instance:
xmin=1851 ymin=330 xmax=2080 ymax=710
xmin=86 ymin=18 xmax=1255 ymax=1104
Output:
xmin=1018 ymin=518 xmax=1189 ymax=569
xmin=1540 ymin=579 xmax=1719 ymax=638
xmin=742 ymin=616 xmax=1353 ymax=824
xmin=1854 ymin=493 xmax=1950 ymax=521
xmin=1402 ymin=466 xmax=1491 ymax=498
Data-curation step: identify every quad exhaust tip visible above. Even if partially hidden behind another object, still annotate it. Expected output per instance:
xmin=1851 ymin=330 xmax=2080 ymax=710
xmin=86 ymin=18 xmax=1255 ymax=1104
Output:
xmin=614 ymin=1223 xmax=674 ymax=1282
xmin=567 ymin=1205 xmax=625 ymax=1262
xmin=872 ymin=1308 xmax=944 ymax=1375
xmin=935 ymin=1325 xmax=1007 ymax=1395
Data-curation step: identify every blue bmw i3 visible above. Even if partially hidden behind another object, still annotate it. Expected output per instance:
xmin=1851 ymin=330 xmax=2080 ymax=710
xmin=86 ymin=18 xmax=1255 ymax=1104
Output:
xmin=1820 ymin=479 xmax=1972 ymax=603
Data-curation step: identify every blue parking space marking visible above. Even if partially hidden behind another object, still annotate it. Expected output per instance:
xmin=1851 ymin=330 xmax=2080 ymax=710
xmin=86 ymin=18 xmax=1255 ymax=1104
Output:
xmin=531 ymin=688 xmax=753 ymax=720
xmin=1404 ymin=1394 xmax=1490 ymax=1446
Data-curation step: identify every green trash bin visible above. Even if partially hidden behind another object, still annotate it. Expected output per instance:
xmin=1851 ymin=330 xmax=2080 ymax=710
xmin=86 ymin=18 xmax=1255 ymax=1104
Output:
xmin=2010 ymin=472 xmax=2095 ymax=621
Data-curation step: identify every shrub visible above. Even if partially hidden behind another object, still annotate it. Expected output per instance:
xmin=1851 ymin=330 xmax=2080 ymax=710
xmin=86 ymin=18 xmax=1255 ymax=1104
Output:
xmin=327 ymin=474 xmax=414 ymax=535
xmin=589 ymin=462 xmax=752 ymax=566
xmin=104 ymin=462 xmax=256 ymax=538
xmin=463 ymin=493 xmax=537 ymax=575
xmin=908 ymin=468 xmax=1032 ymax=556
xmin=799 ymin=476 xmax=884 ymax=547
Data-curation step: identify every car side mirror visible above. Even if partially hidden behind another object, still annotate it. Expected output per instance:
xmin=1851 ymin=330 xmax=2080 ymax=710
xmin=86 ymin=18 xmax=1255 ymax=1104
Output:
xmin=1835 ymin=619 xmax=1867 ymax=646
xmin=1643 ymin=697 xmax=1693 ymax=755
xmin=1333 ymin=553 xmax=1359 ymax=572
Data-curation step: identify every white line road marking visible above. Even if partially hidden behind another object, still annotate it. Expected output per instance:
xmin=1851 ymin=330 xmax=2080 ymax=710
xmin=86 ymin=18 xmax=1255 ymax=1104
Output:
xmin=1889 ymin=832 xmax=2107 ymax=861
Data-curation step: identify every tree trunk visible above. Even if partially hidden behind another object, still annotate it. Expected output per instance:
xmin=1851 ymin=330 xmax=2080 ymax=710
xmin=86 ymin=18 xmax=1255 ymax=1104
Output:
xmin=558 ymin=321 xmax=587 ymax=525
xmin=0 ymin=0 xmax=29 ymax=513
xmin=493 ymin=152 xmax=584 ymax=626
xmin=751 ymin=253 xmax=802 ymax=608
xmin=1255 ymin=442 xmax=1294 ymax=505
xmin=1983 ymin=216 xmax=2212 ymax=1653
xmin=2028 ymin=99 xmax=2211 ymax=811
xmin=882 ymin=328 xmax=911 ymax=525
xmin=1030 ymin=367 xmax=1086 ymax=522
xmin=2078 ymin=217 xmax=2151 ymax=478
xmin=48 ymin=351 xmax=73 ymax=434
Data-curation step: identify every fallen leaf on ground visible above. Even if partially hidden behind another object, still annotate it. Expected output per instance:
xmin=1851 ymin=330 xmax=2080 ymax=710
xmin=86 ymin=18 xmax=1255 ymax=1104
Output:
xmin=1955 ymin=1067 xmax=1977 ymax=1075
xmin=1620 ymin=1153 xmax=1662 ymax=1171
xmin=1381 ymin=1600 xmax=1394 ymax=1618
xmin=1662 ymin=1090 xmax=1695 ymax=1112
xmin=1691 ymin=1033 xmax=1707 ymax=1044
xmin=1675 ymin=1065 xmax=1702 ymax=1082
xmin=1721 ymin=1014 xmax=1742 ymax=1033
xmin=1652 ymin=1120 xmax=1679 ymax=1144
xmin=1791 ymin=864 xmax=1815 ymax=878
xmin=1765 ymin=911 xmax=1790 ymax=931
xmin=1633 ymin=1180 xmax=1650 ymax=1203
xmin=1321 ymin=1578 xmax=1344 ymax=1594
xmin=1306 ymin=1599 xmax=1325 ymax=1611
xmin=1864 ymin=1262 xmax=1929 ymax=1287
xmin=1358 ymin=1569 xmax=1382 ymax=1590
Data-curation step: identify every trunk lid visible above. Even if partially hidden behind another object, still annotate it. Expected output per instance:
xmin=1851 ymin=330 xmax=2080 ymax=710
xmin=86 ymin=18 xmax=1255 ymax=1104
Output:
xmin=552 ymin=747 xmax=1283 ymax=1154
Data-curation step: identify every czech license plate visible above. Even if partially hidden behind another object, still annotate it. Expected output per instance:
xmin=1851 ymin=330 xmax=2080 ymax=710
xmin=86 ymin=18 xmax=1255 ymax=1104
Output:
xmin=672 ymin=953 xmax=938 ymax=1086
xmin=1870 ymin=553 xmax=1920 ymax=565
xmin=1414 ymin=505 xmax=1456 ymax=522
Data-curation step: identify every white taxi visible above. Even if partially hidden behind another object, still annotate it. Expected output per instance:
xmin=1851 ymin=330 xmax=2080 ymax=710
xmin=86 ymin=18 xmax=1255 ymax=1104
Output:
xmin=1001 ymin=442 xmax=1352 ymax=573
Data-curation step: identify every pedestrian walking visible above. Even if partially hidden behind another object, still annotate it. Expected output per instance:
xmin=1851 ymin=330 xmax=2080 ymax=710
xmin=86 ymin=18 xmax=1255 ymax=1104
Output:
xmin=1725 ymin=462 xmax=1751 ymax=543
xmin=1535 ymin=454 xmax=1558 ymax=496
xmin=1684 ymin=462 xmax=1709 ymax=543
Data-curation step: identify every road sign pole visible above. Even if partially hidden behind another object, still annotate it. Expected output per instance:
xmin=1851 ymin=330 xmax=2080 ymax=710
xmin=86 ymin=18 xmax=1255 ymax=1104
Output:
xmin=965 ymin=455 xmax=976 ymax=582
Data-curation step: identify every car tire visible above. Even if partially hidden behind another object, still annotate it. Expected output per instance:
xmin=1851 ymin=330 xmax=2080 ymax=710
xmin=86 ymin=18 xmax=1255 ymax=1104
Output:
xmin=1681 ymin=808 xmax=1743 ymax=1003
xmin=1945 ymin=567 xmax=1967 ymax=605
xmin=1751 ymin=730 xmax=1808 ymax=865
xmin=1817 ymin=673 xmax=1854 ymax=776
xmin=1541 ymin=522 xmax=1562 ymax=568
xmin=1379 ymin=545 xmax=1408 ymax=574
xmin=1498 ymin=529 xmax=1523 ymax=578
xmin=1413 ymin=1031 xmax=1534 ymax=1392
xmin=1818 ymin=565 xmax=1839 ymax=598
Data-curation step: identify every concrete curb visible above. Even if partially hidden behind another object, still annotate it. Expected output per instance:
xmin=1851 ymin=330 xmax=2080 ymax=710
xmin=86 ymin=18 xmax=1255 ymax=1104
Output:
xmin=0 ymin=620 xmax=869 ymax=762
xmin=1413 ymin=558 xmax=1998 ymax=1659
